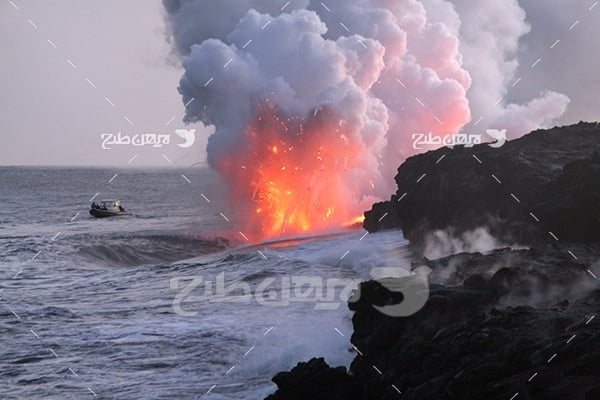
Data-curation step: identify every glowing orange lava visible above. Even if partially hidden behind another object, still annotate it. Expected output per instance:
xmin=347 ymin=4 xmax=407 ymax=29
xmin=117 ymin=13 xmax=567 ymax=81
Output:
xmin=216 ymin=103 xmax=367 ymax=241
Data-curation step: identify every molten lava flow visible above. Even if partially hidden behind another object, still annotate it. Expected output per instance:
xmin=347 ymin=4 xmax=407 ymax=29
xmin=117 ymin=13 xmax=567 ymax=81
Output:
xmin=345 ymin=215 xmax=366 ymax=227
xmin=216 ymin=103 xmax=368 ymax=241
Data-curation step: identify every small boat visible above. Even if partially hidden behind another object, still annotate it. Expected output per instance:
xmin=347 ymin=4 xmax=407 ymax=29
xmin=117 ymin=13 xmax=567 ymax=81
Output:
xmin=89 ymin=199 xmax=132 ymax=218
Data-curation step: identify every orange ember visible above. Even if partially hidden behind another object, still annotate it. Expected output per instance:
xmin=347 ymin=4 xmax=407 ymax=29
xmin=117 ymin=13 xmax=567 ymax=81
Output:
xmin=217 ymin=103 xmax=368 ymax=241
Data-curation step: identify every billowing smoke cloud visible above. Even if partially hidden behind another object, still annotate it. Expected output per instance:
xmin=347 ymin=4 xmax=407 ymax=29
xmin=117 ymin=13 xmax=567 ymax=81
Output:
xmin=162 ymin=0 xmax=570 ymax=238
xmin=435 ymin=0 xmax=570 ymax=138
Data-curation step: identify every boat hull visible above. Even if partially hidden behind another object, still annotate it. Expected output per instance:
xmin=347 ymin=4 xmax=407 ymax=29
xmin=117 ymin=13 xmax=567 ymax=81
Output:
xmin=89 ymin=209 xmax=132 ymax=218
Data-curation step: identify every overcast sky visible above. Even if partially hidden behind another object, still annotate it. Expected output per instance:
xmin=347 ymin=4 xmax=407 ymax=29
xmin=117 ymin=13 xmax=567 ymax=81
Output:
xmin=0 ymin=0 xmax=210 ymax=167
xmin=1 ymin=0 xmax=599 ymax=167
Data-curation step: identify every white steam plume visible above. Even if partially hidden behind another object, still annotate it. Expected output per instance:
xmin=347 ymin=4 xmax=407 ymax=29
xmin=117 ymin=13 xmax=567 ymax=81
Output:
xmin=421 ymin=0 xmax=569 ymax=138
xmin=162 ymin=0 xmax=570 ymax=235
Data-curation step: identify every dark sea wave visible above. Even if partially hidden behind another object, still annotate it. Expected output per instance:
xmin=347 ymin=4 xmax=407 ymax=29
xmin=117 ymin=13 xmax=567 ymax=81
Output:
xmin=76 ymin=233 xmax=230 ymax=267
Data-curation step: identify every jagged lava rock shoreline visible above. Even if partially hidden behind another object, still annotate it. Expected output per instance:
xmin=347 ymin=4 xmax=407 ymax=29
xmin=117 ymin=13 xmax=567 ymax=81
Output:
xmin=265 ymin=122 xmax=600 ymax=400
xmin=364 ymin=121 xmax=600 ymax=254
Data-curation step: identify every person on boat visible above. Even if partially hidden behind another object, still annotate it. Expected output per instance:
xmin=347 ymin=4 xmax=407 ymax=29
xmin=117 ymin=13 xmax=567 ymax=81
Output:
xmin=118 ymin=204 xmax=125 ymax=212
xmin=91 ymin=202 xmax=98 ymax=209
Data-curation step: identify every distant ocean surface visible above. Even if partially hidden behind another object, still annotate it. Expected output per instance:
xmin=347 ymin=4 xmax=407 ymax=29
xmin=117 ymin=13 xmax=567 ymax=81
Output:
xmin=0 ymin=166 xmax=411 ymax=399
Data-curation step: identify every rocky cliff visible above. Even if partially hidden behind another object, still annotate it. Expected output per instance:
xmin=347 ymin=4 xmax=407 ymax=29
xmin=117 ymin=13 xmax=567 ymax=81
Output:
xmin=363 ymin=122 xmax=600 ymax=254
xmin=265 ymin=123 xmax=600 ymax=400
xmin=267 ymin=244 xmax=600 ymax=400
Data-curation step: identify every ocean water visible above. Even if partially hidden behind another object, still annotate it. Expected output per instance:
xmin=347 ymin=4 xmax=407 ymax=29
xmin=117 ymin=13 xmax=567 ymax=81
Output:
xmin=0 ymin=166 xmax=411 ymax=399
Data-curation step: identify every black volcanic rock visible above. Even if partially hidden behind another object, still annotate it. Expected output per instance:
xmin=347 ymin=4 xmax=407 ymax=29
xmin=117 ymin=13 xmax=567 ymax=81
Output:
xmin=530 ymin=151 xmax=600 ymax=244
xmin=363 ymin=122 xmax=600 ymax=252
xmin=265 ymin=245 xmax=600 ymax=400
xmin=345 ymin=245 xmax=600 ymax=400
xmin=265 ymin=357 xmax=363 ymax=400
